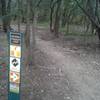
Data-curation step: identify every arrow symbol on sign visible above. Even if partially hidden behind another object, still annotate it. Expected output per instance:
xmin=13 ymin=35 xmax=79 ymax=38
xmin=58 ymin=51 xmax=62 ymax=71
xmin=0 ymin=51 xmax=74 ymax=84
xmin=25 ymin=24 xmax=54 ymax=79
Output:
xmin=12 ymin=59 xmax=18 ymax=67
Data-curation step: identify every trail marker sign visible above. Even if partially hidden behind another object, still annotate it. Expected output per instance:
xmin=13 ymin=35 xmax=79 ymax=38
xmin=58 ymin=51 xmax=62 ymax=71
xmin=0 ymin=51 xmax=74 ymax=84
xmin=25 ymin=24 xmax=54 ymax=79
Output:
xmin=8 ymin=32 xmax=22 ymax=100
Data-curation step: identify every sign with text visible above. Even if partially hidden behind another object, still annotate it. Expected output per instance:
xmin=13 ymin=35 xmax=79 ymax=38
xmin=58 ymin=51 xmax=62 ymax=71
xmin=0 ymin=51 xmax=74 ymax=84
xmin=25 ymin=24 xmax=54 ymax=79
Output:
xmin=8 ymin=32 xmax=22 ymax=100
xmin=10 ymin=33 xmax=21 ymax=45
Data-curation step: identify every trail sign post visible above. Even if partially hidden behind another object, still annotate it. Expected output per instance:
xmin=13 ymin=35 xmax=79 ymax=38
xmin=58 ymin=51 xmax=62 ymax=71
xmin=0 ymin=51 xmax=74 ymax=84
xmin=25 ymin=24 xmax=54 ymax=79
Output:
xmin=8 ymin=32 xmax=22 ymax=100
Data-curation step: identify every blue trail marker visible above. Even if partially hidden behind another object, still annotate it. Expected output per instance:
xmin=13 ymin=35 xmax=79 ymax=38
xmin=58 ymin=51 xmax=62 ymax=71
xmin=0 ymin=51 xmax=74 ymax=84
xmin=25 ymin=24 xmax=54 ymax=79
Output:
xmin=8 ymin=32 xmax=22 ymax=100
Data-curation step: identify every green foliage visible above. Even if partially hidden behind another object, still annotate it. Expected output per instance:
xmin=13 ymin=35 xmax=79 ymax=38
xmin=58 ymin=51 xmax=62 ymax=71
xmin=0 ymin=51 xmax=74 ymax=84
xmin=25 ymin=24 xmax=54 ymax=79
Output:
xmin=0 ymin=0 xmax=100 ymax=38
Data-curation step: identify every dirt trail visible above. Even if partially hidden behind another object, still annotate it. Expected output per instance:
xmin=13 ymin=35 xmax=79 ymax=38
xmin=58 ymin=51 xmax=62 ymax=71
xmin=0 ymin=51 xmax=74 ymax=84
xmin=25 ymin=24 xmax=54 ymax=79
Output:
xmin=35 ymin=27 xmax=100 ymax=100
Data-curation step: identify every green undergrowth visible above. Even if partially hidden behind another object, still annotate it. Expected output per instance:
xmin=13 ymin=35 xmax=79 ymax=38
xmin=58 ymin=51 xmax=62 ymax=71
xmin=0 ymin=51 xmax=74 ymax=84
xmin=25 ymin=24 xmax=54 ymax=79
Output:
xmin=37 ymin=22 xmax=49 ymax=27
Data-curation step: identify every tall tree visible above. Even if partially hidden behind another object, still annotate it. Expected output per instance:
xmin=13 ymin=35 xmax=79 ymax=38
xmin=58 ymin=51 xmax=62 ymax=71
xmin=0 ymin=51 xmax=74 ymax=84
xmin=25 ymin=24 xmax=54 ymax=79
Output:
xmin=25 ymin=0 xmax=42 ymax=66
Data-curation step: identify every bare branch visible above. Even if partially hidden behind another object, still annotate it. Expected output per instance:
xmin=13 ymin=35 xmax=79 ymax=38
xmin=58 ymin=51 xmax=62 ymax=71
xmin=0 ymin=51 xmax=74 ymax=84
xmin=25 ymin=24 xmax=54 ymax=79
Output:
xmin=74 ymin=0 xmax=100 ymax=28
xmin=36 ymin=0 xmax=43 ymax=7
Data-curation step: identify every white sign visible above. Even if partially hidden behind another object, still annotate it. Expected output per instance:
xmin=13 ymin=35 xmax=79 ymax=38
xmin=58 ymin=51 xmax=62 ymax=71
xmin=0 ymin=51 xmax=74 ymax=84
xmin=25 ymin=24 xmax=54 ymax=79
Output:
xmin=10 ymin=57 xmax=20 ymax=72
xmin=10 ymin=83 xmax=19 ymax=93
xmin=10 ymin=45 xmax=21 ymax=58
xmin=10 ymin=71 xmax=20 ymax=83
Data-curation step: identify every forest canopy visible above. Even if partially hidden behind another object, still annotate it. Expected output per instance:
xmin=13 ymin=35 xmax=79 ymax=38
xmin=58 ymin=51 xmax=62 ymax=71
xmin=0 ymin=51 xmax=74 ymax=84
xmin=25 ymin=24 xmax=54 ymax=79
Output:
xmin=0 ymin=0 xmax=100 ymax=40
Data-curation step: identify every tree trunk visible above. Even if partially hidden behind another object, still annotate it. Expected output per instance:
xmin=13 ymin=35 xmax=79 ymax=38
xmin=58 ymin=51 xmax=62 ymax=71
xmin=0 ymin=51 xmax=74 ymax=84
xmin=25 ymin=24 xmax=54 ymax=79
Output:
xmin=97 ymin=27 xmax=100 ymax=40
xmin=18 ymin=0 xmax=21 ymax=32
xmin=25 ymin=0 xmax=31 ymax=67
xmin=7 ymin=0 xmax=12 ymax=31
xmin=29 ymin=11 xmax=37 ymax=66
xmin=50 ymin=0 xmax=55 ymax=32
xmin=67 ymin=22 xmax=69 ymax=33
xmin=18 ymin=19 xmax=21 ymax=32
xmin=54 ymin=0 xmax=62 ymax=37
xmin=25 ymin=18 xmax=30 ymax=66
xmin=50 ymin=7 xmax=54 ymax=32
xmin=0 ymin=0 xmax=7 ymax=32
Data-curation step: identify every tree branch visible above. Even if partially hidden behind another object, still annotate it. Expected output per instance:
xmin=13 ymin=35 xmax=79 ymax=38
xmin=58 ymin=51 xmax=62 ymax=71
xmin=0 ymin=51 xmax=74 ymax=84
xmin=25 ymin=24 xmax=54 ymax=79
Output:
xmin=74 ymin=0 xmax=100 ymax=28
xmin=36 ymin=0 xmax=42 ymax=7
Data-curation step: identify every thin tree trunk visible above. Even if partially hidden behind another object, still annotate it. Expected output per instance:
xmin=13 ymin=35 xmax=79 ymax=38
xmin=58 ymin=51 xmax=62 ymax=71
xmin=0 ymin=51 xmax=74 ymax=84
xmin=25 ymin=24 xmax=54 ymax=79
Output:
xmin=18 ymin=0 xmax=21 ymax=32
xmin=50 ymin=0 xmax=55 ymax=32
xmin=18 ymin=19 xmax=21 ymax=32
xmin=67 ymin=22 xmax=69 ymax=33
xmin=50 ymin=7 xmax=54 ymax=32
xmin=7 ymin=0 xmax=12 ymax=31
xmin=1 ymin=0 xmax=7 ymax=32
xmin=25 ymin=0 xmax=30 ymax=66
xmin=29 ymin=11 xmax=37 ymax=66
xmin=97 ymin=28 xmax=100 ymax=40
xmin=54 ymin=0 xmax=62 ymax=37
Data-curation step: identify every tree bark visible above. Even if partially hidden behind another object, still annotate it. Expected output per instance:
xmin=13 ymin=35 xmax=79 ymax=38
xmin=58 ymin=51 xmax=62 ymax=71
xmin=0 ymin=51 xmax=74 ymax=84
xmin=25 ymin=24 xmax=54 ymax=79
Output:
xmin=0 ymin=0 xmax=7 ymax=32
xmin=50 ymin=0 xmax=55 ymax=32
xmin=67 ymin=22 xmax=69 ymax=33
xmin=97 ymin=27 xmax=100 ymax=40
xmin=29 ymin=12 xmax=37 ymax=66
xmin=18 ymin=0 xmax=21 ymax=32
xmin=25 ymin=0 xmax=31 ymax=66
xmin=54 ymin=0 xmax=62 ymax=37
xmin=7 ymin=0 xmax=12 ymax=31
xmin=50 ymin=6 xmax=54 ymax=32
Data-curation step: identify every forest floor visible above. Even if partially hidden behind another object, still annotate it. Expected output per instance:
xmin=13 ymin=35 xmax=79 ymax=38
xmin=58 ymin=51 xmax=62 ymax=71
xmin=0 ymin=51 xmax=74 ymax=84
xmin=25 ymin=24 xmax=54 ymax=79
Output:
xmin=0 ymin=26 xmax=100 ymax=100
xmin=22 ymin=26 xmax=100 ymax=100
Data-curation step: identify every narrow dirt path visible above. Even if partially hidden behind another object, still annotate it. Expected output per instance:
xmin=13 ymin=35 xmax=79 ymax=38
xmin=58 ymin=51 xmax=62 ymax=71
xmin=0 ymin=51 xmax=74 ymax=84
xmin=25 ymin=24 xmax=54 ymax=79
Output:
xmin=34 ymin=27 xmax=100 ymax=100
